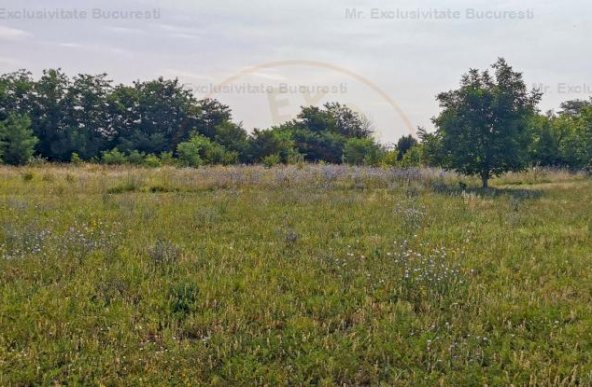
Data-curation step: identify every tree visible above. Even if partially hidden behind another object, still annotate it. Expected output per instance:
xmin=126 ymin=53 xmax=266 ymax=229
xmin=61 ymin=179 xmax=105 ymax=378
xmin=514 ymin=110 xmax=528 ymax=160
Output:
xmin=343 ymin=138 xmax=383 ymax=166
xmin=324 ymin=102 xmax=372 ymax=138
xmin=113 ymin=78 xmax=200 ymax=155
xmin=246 ymin=128 xmax=299 ymax=164
xmin=277 ymin=103 xmax=372 ymax=163
xmin=528 ymin=113 xmax=562 ymax=166
xmin=0 ymin=69 xmax=35 ymax=122
xmin=30 ymin=69 xmax=70 ymax=160
xmin=399 ymin=144 xmax=424 ymax=167
xmin=395 ymin=134 xmax=418 ymax=161
xmin=61 ymin=73 xmax=113 ymax=160
xmin=559 ymin=99 xmax=592 ymax=117
xmin=417 ymin=127 xmax=444 ymax=167
xmin=195 ymin=99 xmax=233 ymax=138
xmin=290 ymin=127 xmax=345 ymax=163
xmin=433 ymin=58 xmax=542 ymax=188
xmin=212 ymin=121 xmax=249 ymax=159
xmin=562 ymin=105 xmax=592 ymax=168
xmin=0 ymin=113 xmax=39 ymax=165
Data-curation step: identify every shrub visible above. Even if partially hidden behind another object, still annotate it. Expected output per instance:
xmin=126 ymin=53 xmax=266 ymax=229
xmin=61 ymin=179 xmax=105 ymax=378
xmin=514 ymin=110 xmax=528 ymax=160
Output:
xmin=262 ymin=154 xmax=281 ymax=168
xmin=144 ymin=154 xmax=162 ymax=168
xmin=168 ymin=281 xmax=199 ymax=319
xmin=127 ymin=150 xmax=146 ymax=165
xmin=70 ymin=152 xmax=83 ymax=165
xmin=343 ymin=138 xmax=383 ymax=166
xmin=0 ymin=113 xmax=39 ymax=166
xmin=247 ymin=128 xmax=299 ymax=164
xmin=399 ymin=145 xmax=424 ymax=168
xmin=381 ymin=149 xmax=399 ymax=166
xmin=101 ymin=148 xmax=127 ymax=165
xmin=177 ymin=140 xmax=203 ymax=167
xmin=149 ymin=239 xmax=182 ymax=265
xmin=159 ymin=151 xmax=175 ymax=166
xmin=177 ymin=134 xmax=235 ymax=167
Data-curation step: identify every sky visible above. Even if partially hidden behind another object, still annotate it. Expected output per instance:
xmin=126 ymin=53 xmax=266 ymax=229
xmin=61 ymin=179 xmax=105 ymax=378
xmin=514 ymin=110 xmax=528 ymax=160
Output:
xmin=1 ymin=0 xmax=591 ymax=144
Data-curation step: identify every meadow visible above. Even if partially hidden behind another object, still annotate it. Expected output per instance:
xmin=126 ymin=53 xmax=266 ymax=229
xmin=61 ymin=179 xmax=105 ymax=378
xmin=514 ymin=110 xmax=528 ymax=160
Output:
xmin=0 ymin=164 xmax=591 ymax=385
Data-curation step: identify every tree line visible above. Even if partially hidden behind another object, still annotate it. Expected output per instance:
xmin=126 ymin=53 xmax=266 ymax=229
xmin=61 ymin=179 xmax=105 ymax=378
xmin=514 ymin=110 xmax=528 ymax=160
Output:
xmin=1 ymin=60 xmax=591 ymax=187
xmin=0 ymin=69 xmax=379 ymax=167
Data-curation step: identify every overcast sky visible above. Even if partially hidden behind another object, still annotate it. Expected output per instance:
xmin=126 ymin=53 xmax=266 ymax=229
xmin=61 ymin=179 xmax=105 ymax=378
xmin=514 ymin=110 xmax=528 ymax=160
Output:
xmin=1 ymin=0 xmax=590 ymax=143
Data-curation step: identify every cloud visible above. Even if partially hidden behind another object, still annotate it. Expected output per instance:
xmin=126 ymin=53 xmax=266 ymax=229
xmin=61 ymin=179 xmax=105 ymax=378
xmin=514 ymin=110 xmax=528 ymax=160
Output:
xmin=1 ymin=0 xmax=591 ymax=142
xmin=0 ymin=26 xmax=31 ymax=40
xmin=104 ymin=26 xmax=147 ymax=35
xmin=49 ymin=41 xmax=132 ymax=57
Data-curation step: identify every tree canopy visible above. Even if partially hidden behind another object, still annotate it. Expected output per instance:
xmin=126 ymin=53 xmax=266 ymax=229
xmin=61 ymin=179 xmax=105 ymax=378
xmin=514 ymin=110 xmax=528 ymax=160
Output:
xmin=432 ymin=58 xmax=542 ymax=187
xmin=1 ymin=64 xmax=592 ymax=176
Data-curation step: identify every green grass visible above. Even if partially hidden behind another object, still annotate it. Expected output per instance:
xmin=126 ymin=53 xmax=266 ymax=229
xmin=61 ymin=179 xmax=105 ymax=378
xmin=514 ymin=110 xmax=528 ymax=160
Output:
xmin=0 ymin=165 xmax=591 ymax=385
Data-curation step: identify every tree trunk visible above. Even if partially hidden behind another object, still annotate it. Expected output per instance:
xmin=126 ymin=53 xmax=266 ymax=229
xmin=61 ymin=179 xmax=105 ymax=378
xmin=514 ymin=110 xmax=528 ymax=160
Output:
xmin=481 ymin=174 xmax=489 ymax=189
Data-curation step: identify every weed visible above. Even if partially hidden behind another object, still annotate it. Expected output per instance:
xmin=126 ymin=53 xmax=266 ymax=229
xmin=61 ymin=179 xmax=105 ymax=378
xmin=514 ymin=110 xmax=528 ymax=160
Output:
xmin=149 ymin=239 xmax=182 ymax=265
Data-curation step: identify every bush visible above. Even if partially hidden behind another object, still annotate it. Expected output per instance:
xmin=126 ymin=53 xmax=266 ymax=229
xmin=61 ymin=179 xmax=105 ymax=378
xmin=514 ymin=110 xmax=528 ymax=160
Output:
xmin=343 ymin=138 xmax=383 ymax=166
xmin=222 ymin=150 xmax=240 ymax=165
xmin=381 ymin=149 xmax=399 ymax=166
xmin=0 ymin=113 xmax=39 ymax=166
xmin=127 ymin=150 xmax=146 ymax=165
xmin=247 ymin=128 xmax=299 ymax=164
xmin=70 ymin=152 xmax=83 ymax=165
xmin=168 ymin=281 xmax=199 ymax=319
xmin=101 ymin=148 xmax=127 ymax=165
xmin=177 ymin=140 xmax=203 ymax=167
xmin=159 ymin=151 xmax=175 ymax=166
xmin=399 ymin=145 xmax=424 ymax=167
xmin=177 ymin=134 xmax=235 ymax=167
xmin=262 ymin=153 xmax=281 ymax=168
xmin=144 ymin=154 xmax=162 ymax=168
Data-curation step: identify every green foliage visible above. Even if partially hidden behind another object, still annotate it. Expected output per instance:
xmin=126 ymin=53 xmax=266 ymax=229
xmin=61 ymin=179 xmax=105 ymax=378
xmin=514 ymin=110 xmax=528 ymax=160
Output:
xmin=247 ymin=128 xmax=299 ymax=164
xmin=395 ymin=134 xmax=418 ymax=161
xmin=143 ymin=154 xmax=162 ymax=168
xmin=158 ymin=151 xmax=175 ymax=166
xmin=527 ymin=101 xmax=592 ymax=169
xmin=381 ymin=149 xmax=399 ymax=166
xmin=177 ymin=134 xmax=236 ymax=167
xmin=528 ymin=114 xmax=562 ymax=166
xmin=0 ymin=113 xmax=39 ymax=166
xmin=70 ymin=152 xmax=82 ymax=165
xmin=281 ymin=103 xmax=373 ymax=163
xmin=212 ymin=121 xmax=249 ymax=158
xmin=433 ymin=58 xmax=542 ymax=187
xmin=168 ymin=281 xmax=199 ymax=319
xmin=290 ymin=127 xmax=346 ymax=163
xmin=113 ymin=78 xmax=200 ymax=155
xmin=101 ymin=148 xmax=127 ymax=165
xmin=342 ymin=137 xmax=383 ymax=166
xmin=176 ymin=139 xmax=202 ymax=167
xmin=262 ymin=153 xmax=281 ymax=167
xmin=2 ymin=67 xmax=592 ymax=171
xmin=399 ymin=143 xmax=424 ymax=167
xmin=126 ymin=150 xmax=146 ymax=165
xmin=417 ymin=127 xmax=444 ymax=167
xmin=195 ymin=98 xmax=233 ymax=138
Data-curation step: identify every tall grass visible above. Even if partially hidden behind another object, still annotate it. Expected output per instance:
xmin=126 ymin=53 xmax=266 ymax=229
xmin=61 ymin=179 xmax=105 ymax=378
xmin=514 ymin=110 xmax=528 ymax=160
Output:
xmin=0 ymin=165 xmax=590 ymax=385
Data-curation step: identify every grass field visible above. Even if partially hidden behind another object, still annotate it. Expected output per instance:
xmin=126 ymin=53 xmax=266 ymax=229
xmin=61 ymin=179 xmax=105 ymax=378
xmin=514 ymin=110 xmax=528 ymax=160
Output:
xmin=1 ymin=165 xmax=591 ymax=385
